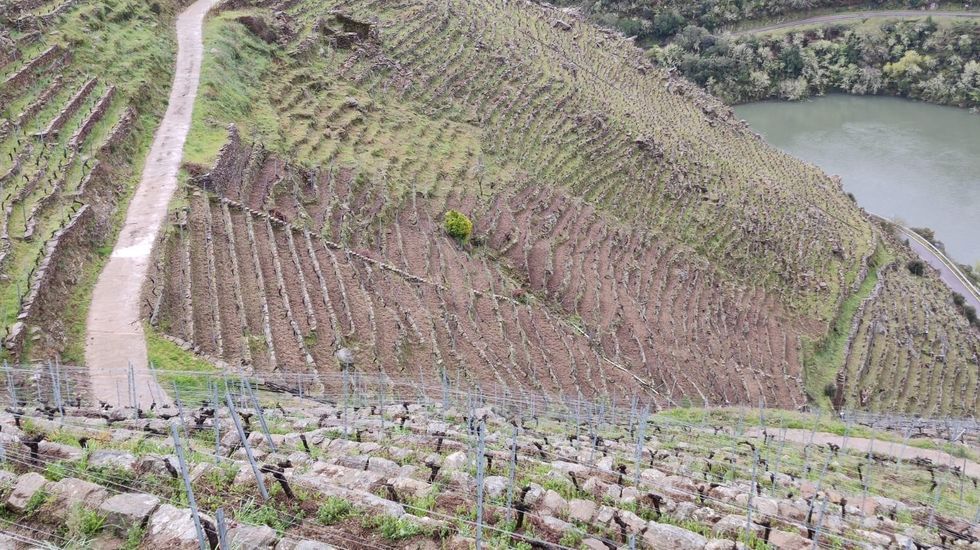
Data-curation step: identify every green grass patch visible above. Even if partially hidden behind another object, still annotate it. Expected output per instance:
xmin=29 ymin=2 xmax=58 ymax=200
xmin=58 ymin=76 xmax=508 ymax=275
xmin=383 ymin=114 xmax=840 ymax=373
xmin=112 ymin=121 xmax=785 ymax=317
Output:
xmin=365 ymin=514 xmax=424 ymax=540
xmin=66 ymin=505 xmax=107 ymax=539
xmin=145 ymin=325 xmax=219 ymax=396
xmin=24 ymin=488 xmax=50 ymax=515
xmin=122 ymin=524 xmax=147 ymax=550
xmin=802 ymin=243 xmax=892 ymax=408
xmin=317 ymin=496 xmax=355 ymax=525
xmin=184 ymin=13 xmax=281 ymax=165
xmin=235 ymin=497 xmax=298 ymax=535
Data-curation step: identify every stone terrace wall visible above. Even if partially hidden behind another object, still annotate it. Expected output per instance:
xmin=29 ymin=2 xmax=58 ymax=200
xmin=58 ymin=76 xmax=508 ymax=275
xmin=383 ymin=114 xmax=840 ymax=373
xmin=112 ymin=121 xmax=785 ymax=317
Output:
xmin=4 ymin=205 xmax=93 ymax=354
xmin=196 ymin=124 xmax=248 ymax=196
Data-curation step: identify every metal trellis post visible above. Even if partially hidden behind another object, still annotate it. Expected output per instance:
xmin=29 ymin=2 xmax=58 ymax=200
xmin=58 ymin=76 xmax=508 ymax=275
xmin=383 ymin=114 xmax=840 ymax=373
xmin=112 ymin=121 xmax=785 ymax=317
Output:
xmin=171 ymin=424 xmax=209 ymax=550
xmin=226 ymin=391 xmax=269 ymax=501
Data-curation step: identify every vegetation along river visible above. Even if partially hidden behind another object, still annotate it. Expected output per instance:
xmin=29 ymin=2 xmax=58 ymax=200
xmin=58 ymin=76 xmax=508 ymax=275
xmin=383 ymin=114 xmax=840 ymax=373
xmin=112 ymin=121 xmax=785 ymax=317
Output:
xmin=736 ymin=95 xmax=980 ymax=267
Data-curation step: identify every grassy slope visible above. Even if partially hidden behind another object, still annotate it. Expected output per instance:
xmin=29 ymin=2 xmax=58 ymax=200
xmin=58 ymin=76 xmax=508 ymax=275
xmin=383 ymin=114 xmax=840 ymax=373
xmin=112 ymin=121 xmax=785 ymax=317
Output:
xmin=802 ymin=244 xmax=891 ymax=408
xmin=184 ymin=14 xmax=280 ymax=166
xmin=0 ymin=0 xmax=180 ymax=363
xmin=56 ymin=0 xmax=180 ymax=363
xmin=183 ymin=2 xmax=867 ymax=397
xmin=145 ymin=325 xmax=218 ymax=396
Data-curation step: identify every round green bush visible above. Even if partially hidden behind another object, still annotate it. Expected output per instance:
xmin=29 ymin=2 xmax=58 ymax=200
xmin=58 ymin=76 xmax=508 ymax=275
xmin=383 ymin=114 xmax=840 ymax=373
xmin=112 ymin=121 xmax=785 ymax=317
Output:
xmin=443 ymin=210 xmax=473 ymax=241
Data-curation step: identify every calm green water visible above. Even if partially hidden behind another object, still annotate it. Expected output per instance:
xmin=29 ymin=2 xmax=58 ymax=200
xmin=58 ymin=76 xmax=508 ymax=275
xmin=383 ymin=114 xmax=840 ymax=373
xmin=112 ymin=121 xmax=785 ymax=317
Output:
xmin=736 ymin=95 xmax=980 ymax=266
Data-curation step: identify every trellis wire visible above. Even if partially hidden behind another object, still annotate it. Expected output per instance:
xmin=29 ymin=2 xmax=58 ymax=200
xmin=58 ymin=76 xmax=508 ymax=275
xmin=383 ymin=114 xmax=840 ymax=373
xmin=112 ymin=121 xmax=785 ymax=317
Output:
xmin=633 ymin=404 xmax=649 ymax=487
xmin=811 ymin=496 xmax=829 ymax=550
xmin=505 ymin=423 xmax=519 ymax=522
xmin=746 ymin=448 xmax=759 ymax=532
xmin=4 ymin=361 xmax=17 ymax=404
xmin=173 ymin=381 xmax=190 ymax=443
xmin=216 ymin=508 xmax=230 ymax=550
xmin=211 ymin=380 xmax=221 ymax=463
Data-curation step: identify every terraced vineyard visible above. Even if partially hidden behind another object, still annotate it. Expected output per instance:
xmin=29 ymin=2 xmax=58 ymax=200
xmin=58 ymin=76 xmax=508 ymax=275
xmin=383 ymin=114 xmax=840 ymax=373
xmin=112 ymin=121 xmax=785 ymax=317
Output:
xmin=0 ymin=0 xmax=181 ymax=362
xmin=147 ymin=0 xmax=979 ymax=415
xmin=0 ymin=365 xmax=977 ymax=549
xmin=835 ymin=231 xmax=980 ymax=415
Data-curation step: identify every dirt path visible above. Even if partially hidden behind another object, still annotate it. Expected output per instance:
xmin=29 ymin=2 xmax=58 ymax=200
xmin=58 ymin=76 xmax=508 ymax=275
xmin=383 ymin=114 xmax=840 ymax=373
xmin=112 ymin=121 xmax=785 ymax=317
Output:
xmin=745 ymin=427 xmax=980 ymax=479
xmin=734 ymin=10 xmax=979 ymax=35
xmin=85 ymin=0 xmax=217 ymax=407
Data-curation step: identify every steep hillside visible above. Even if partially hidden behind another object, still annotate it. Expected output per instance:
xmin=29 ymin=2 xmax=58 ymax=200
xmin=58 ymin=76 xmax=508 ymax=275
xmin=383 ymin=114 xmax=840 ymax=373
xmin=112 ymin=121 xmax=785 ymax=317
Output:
xmin=141 ymin=0 xmax=979 ymax=414
xmin=0 ymin=0 xmax=184 ymax=362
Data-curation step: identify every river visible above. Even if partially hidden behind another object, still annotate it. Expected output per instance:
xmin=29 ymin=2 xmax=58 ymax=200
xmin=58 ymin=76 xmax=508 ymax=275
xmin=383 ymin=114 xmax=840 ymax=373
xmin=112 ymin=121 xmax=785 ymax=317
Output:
xmin=735 ymin=95 xmax=980 ymax=267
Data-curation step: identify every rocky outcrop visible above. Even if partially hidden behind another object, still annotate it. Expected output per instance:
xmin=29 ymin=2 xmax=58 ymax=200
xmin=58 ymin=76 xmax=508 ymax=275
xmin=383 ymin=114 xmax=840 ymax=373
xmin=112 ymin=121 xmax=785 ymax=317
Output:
xmin=5 ymin=472 xmax=49 ymax=513
xmin=99 ymin=492 xmax=161 ymax=535
xmin=46 ymin=477 xmax=108 ymax=520
xmin=145 ymin=503 xmax=216 ymax=549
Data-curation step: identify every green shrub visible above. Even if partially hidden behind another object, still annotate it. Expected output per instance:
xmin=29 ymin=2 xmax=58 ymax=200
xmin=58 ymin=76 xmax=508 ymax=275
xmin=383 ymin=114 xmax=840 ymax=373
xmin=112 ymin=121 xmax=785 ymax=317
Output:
xmin=67 ymin=505 xmax=107 ymax=539
xmin=964 ymin=305 xmax=977 ymax=325
xmin=443 ymin=210 xmax=473 ymax=241
xmin=559 ymin=529 xmax=584 ymax=547
xmin=367 ymin=515 xmax=423 ymax=540
xmin=823 ymin=382 xmax=837 ymax=399
xmin=317 ymin=497 xmax=354 ymax=525
xmin=24 ymin=489 xmax=49 ymax=515
xmin=906 ymin=260 xmax=925 ymax=276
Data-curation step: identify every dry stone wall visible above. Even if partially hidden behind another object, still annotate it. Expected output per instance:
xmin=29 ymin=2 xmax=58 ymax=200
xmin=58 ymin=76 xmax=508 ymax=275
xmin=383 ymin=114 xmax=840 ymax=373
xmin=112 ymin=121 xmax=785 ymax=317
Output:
xmin=3 ymin=205 xmax=92 ymax=353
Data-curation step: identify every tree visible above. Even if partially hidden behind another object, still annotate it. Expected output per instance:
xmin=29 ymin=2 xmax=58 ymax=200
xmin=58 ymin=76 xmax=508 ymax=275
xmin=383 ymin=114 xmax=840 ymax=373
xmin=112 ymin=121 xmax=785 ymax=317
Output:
xmin=653 ymin=9 xmax=686 ymax=40
xmin=884 ymin=50 xmax=931 ymax=92
xmin=674 ymin=25 xmax=711 ymax=52
xmin=780 ymin=46 xmax=805 ymax=78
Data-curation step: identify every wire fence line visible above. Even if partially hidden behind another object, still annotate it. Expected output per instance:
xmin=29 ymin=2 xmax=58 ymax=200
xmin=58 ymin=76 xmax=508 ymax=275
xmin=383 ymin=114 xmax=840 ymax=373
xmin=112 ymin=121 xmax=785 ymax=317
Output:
xmin=1 ymin=361 xmax=977 ymax=440
xmin=17 ymin=386 xmax=976 ymax=523
xmin=3 ymin=361 xmax=979 ymax=511
xmin=0 ymin=363 xmax=980 ymax=432
xmin=1 ymin=391 xmax=965 ymax=550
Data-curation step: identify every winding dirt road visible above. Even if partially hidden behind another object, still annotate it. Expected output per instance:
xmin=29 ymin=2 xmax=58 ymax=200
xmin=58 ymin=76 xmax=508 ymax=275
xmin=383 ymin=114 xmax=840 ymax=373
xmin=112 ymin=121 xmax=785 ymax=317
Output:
xmin=733 ymin=9 xmax=979 ymax=35
xmin=899 ymin=226 xmax=980 ymax=312
xmin=864 ymin=213 xmax=980 ymax=312
xmin=85 ymin=0 xmax=217 ymax=407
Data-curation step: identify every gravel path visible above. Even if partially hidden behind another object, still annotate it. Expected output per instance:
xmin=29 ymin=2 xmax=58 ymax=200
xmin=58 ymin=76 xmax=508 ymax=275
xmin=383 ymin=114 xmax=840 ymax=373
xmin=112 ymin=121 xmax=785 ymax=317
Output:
xmin=745 ymin=427 xmax=980 ymax=479
xmin=85 ymin=0 xmax=217 ymax=407
xmin=733 ymin=10 xmax=979 ymax=35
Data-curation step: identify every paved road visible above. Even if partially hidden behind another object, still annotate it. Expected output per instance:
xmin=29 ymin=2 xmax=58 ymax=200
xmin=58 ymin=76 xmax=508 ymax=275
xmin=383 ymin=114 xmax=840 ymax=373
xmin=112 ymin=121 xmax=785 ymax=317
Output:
xmin=745 ymin=427 xmax=980 ymax=479
xmin=897 ymin=226 xmax=980 ymax=312
xmin=85 ymin=0 xmax=217 ymax=407
xmin=733 ymin=10 xmax=980 ymax=35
